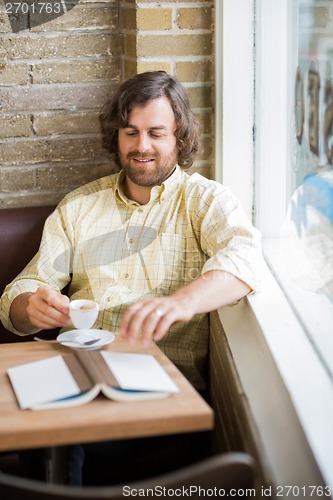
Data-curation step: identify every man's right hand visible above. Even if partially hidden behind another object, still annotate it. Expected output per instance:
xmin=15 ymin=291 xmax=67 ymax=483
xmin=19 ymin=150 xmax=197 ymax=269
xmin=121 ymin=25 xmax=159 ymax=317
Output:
xmin=10 ymin=286 xmax=72 ymax=335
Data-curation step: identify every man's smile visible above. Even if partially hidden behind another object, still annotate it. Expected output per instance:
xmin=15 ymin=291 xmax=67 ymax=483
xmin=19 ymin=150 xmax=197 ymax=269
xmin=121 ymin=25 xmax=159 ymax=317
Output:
xmin=133 ymin=158 xmax=153 ymax=162
xmin=129 ymin=154 xmax=156 ymax=165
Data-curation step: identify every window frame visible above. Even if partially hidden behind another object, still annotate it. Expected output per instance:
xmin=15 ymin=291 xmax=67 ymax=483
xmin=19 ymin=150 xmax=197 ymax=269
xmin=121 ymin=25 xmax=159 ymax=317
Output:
xmin=214 ymin=0 xmax=254 ymax=220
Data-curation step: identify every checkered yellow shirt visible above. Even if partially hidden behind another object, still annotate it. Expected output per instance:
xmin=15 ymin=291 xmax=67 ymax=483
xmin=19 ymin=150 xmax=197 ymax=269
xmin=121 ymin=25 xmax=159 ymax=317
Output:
xmin=0 ymin=166 xmax=262 ymax=390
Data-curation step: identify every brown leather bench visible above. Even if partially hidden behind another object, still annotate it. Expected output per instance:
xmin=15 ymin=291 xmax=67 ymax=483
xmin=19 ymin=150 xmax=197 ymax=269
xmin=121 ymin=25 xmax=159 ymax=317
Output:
xmin=0 ymin=205 xmax=58 ymax=473
xmin=0 ymin=205 xmax=56 ymax=343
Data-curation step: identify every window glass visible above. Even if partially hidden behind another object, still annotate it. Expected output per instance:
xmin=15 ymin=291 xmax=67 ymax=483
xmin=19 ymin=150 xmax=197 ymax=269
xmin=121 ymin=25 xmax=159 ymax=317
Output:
xmin=282 ymin=0 xmax=333 ymax=300
xmin=254 ymin=0 xmax=333 ymax=379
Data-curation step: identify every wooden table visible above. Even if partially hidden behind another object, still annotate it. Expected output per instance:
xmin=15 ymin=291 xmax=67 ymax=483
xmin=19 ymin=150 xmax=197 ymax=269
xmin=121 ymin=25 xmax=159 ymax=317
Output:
xmin=0 ymin=336 xmax=213 ymax=469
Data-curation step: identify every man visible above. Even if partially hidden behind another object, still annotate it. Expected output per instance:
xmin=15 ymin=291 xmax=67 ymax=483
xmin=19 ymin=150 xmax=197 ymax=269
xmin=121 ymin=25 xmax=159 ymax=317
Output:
xmin=0 ymin=71 xmax=261 ymax=483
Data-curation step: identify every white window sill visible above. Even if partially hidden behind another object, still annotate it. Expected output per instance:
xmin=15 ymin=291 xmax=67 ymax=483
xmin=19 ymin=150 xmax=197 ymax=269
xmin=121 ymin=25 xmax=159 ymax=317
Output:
xmin=219 ymin=244 xmax=333 ymax=487
xmin=263 ymin=239 xmax=333 ymax=379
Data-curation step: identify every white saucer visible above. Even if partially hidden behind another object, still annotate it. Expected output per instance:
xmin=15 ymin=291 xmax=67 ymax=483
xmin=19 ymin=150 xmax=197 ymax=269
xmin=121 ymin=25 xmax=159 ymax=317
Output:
xmin=57 ymin=329 xmax=115 ymax=350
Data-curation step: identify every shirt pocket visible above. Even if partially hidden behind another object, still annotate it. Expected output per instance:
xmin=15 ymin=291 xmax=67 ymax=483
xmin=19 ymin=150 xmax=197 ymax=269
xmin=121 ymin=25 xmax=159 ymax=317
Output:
xmin=157 ymin=233 xmax=205 ymax=292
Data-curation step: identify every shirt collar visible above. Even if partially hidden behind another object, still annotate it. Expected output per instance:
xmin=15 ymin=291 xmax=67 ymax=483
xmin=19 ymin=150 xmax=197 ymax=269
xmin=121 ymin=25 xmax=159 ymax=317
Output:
xmin=115 ymin=165 xmax=185 ymax=206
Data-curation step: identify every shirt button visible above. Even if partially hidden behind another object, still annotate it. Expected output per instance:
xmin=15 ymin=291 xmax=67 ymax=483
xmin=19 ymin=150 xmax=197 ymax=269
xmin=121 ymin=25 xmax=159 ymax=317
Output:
xmin=128 ymin=238 xmax=133 ymax=244
xmin=138 ymin=208 xmax=143 ymax=213
xmin=125 ymin=273 xmax=129 ymax=278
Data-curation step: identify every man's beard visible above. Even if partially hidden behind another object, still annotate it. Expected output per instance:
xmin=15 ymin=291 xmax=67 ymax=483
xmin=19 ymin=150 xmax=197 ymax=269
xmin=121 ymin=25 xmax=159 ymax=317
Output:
xmin=119 ymin=148 xmax=178 ymax=187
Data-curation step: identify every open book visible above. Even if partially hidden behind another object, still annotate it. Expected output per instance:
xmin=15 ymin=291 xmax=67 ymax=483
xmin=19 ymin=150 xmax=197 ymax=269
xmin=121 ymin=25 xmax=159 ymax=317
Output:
xmin=8 ymin=350 xmax=179 ymax=410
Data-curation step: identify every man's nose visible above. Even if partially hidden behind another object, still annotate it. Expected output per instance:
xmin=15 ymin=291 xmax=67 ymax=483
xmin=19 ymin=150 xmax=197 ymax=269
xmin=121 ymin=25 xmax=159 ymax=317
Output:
xmin=136 ymin=133 xmax=151 ymax=152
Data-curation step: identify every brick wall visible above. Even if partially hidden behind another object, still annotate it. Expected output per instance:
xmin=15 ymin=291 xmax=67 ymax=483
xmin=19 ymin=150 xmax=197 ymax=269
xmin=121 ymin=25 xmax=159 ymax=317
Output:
xmin=0 ymin=0 xmax=214 ymax=208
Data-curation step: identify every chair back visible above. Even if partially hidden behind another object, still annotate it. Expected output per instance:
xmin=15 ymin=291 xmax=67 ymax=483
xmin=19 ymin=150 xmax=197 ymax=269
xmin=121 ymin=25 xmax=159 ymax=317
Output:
xmin=0 ymin=205 xmax=55 ymax=342
xmin=0 ymin=452 xmax=255 ymax=499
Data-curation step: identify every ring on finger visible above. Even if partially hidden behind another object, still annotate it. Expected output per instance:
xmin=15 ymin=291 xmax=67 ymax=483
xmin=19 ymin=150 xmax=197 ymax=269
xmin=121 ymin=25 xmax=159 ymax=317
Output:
xmin=154 ymin=308 xmax=164 ymax=318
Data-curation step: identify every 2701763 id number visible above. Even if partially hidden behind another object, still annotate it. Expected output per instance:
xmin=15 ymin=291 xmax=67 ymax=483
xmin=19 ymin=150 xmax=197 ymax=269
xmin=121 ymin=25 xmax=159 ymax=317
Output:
xmin=5 ymin=2 xmax=62 ymax=14
xmin=275 ymin=485 xmax=332 ymax=497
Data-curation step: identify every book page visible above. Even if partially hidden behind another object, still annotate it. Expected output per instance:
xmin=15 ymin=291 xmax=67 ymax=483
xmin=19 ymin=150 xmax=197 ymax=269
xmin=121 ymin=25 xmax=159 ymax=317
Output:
xmin=100 ymin=352 xmax=179 ymax=393
xmin=100 ymin=385 xmax=171 ymax=402
xmin=8 ymin=355 xmax=81 ymax=409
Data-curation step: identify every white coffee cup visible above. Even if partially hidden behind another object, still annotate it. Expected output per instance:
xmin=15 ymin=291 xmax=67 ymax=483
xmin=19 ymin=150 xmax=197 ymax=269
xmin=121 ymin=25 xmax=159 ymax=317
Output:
xmin=69 ymin=299 xmax=99 ymax=329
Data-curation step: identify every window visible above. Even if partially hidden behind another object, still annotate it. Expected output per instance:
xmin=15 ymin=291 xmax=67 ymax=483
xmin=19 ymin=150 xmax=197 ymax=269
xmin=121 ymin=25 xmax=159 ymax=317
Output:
xmin=255 ymin=0 xmax=333 ymax=376
xmin=216 ymin=0 xmax=333 ymax=485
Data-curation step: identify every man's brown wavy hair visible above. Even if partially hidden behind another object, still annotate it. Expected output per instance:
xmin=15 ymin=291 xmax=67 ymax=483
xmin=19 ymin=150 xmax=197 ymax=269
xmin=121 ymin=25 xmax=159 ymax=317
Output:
xmin=99 ymin=71 xmax=201 ymax=169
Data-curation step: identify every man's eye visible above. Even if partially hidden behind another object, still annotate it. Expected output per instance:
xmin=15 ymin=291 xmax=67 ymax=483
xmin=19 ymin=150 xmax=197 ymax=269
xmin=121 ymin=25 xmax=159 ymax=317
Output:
xmin=125 ymin=131 xmax=137 ymax=136
xmin=150 ymin=132 xmax=162 ymax=138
